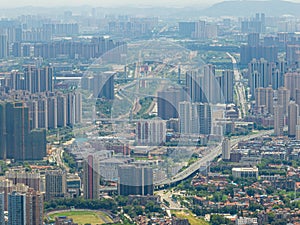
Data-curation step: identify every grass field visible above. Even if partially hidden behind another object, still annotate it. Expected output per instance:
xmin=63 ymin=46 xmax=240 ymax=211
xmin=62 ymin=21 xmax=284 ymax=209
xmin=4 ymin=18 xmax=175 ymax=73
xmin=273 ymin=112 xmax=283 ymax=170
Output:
xmin=48 ymin=210 xmax=113 ymax=225
xmin=172 ymin=210 xmax=208 ymax=225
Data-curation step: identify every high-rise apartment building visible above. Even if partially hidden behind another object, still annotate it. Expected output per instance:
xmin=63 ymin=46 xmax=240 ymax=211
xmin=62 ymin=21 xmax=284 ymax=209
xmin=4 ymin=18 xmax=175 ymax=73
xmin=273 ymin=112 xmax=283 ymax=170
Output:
xmin=8 ymin=191 xmax=26 ymax=225
xmin=186 ymin=70 xmax=205 ymax=103
xmin=25 ymin=188 xmax=43 ymax=225
xmin=255 ymin=87 xmax=274 ymax=114
xmin=0 ymin=35 xmax=8 ymax=59
xmin=248 ymin=58 xmax=275 ymax=98
xmin=0 ymin=179 xmax=15 ymax=211
xmin=6 ymin=170 xmax=40 ymax=191
xmin=179 ymin=101 xmax=192 ymax=134
xmin=45 ymin=170 xmax=67 ymax=201
xmin=0 ymin=193 xmax=4 ymax=225
xmin=288 ymin=101 xmax=299 ymax=137
xmin=178 ymin=101 xmax=212 ymax=135
xmin=136 ymin=120 xmax=166 ymax=145
xmin=284 ymin=72 xmax=300 ymax=99
xmin=274 ymin=104 xmax=284 ymax=136
xmin=7 ymin=189 xmax=43 ymax=225
xmin=219 ymin=70 xmax=234 ymax=104
xmin=8 ymin=65 xmax=53 ymax=93
xmin=83 ymin=155 xmax=100 ymax=200
xmin=47 ymin=97 xmax=57 ymax=129
xmin=56 ymin=94 xmax=67 ymax=127
xmin=118 ymin=165 xmax=153 ymax=196
xmin=0 ymin=101 xmax=46 ymax=161
xmin=277 ymin=87 xmax=290 ymax=115
xmin=193 ymin=102 xmax=212 ymax=135
xmin=157 ymin=88 xmax=181 ymax=120
xmin=222 ymin=138 xmax=231 ymax=161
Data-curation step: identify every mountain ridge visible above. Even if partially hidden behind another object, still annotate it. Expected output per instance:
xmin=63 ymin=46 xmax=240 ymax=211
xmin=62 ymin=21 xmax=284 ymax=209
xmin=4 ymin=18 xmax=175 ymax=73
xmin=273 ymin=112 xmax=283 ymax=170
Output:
xmin=202 ymin=0 xmax=300 ymax=16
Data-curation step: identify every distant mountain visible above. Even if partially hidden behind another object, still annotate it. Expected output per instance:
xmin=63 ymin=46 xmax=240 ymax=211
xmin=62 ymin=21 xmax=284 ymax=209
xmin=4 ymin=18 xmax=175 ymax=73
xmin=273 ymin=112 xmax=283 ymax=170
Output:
xmin=202 ymin=0 xmax=300 ymax=17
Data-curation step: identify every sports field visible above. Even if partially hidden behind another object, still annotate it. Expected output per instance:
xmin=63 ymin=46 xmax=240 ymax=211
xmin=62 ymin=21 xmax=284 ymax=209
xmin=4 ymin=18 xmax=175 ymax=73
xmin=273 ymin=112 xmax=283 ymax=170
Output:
xmin=48 ymin=210 xmax=113 ymax=225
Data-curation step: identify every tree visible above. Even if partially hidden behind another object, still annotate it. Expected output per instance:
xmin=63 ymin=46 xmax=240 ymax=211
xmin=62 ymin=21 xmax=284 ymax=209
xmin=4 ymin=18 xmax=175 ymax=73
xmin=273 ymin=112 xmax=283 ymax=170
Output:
xmin=211 ymin=214 xmax=233 ymax=225
xmin=246 ymin=188 xmax=256 ymax=197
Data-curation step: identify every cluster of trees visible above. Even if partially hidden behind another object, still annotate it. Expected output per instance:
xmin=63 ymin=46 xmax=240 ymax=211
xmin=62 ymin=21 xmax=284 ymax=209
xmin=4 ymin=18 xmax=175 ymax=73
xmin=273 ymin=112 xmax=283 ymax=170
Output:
xmin=63 ymin=151 xmax=77 ymax=173
xmin=44 ymin=198 xmax=118 ymax=213
xmin=210 ymin=214 xmax=234 ymax=225
xmin=115 ymin=196 xmax=163 ymax=218
xmin=122 ymin=201 xmax=163 ymax=219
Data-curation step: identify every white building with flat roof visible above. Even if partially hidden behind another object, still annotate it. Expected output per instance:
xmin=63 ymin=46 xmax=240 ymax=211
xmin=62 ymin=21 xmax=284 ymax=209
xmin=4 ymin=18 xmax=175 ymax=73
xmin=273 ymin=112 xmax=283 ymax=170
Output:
xmin=232 ymin=167 xmax=258 ymax=179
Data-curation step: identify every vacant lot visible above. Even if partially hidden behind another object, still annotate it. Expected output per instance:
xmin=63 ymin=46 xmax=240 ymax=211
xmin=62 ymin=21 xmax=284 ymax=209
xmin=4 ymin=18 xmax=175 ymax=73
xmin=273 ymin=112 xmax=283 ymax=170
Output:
xmin=172 ymin=210 xmax=208 ymax=225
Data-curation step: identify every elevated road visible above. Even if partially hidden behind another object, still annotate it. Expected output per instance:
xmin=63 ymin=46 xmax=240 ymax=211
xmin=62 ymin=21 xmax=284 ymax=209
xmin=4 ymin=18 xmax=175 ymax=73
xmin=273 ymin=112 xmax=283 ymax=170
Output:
xmin=155 ymin=129 xmax=273 ymax=187
xmin=226 ymin=52 xmax=248 ymax=118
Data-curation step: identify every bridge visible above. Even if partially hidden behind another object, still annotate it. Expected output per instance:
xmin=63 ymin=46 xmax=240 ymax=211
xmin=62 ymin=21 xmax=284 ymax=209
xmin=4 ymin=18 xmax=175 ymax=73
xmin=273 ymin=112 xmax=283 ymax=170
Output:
xmin=154 ymin=129 xmax=274 ymax=189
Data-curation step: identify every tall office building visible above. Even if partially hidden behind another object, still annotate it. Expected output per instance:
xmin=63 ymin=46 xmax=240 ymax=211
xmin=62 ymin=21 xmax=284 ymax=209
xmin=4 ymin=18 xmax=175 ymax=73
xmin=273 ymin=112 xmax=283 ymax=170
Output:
xmin=288 ymin=101 xmax=299 ymax=137
xmin=157 ymin=88 xmax=181 ymax=120
xmin=118 ymin=165 xmax=153 ymax=196
xmin=45 ymin=170 xmax=67 ymax=201
xmin=222 ymin=138 xmax=231 ymax=161
xmin=255 ymin=87 xmax=274 ymax=114
xmin=8 ymin=191 xmax=26 ymax=225
xmin=83 ymin=155 xmax=100 ymax=200
xmin=274 ymin=104 xmax=284 ymax=136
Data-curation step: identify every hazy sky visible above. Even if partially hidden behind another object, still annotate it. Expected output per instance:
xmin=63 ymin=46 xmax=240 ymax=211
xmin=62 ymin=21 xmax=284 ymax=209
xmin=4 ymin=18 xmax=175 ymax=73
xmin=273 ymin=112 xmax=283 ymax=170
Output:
xmin=1 ymin=0 xmax=300 ymax=8
xmin=0 ymin=0 xmax=238 ymax=8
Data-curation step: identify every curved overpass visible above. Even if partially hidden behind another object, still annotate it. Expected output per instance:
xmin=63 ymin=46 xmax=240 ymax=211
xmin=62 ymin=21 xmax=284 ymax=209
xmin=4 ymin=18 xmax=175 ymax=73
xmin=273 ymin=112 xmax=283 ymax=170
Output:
xmin=155 ymin=129 xmax=273 ymax=188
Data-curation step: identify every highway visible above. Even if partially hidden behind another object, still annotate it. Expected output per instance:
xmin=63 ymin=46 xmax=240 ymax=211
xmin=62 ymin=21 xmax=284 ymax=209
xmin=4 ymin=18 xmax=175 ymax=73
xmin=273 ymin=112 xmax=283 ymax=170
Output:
xmin=155 ymin=129 xmax=273 ymax=187
xmin=226 ymin=52 xmax=248 ymax=118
